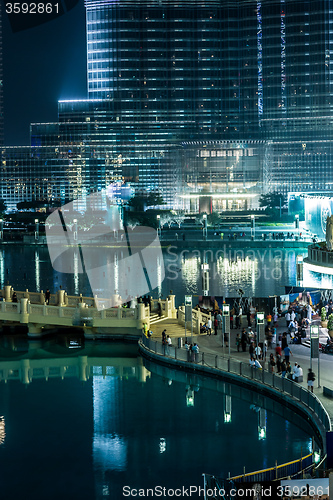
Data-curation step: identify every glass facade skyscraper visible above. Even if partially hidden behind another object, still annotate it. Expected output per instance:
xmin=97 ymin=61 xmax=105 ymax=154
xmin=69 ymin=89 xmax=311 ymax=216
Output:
xmin=2 ymin=0 xmax=333 ymax=209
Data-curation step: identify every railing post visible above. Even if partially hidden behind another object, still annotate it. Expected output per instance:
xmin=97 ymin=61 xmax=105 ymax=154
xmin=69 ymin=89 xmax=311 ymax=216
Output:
xmin=202 ymin=352 xmax=204 ymax=365
xmin=239 ymin=362 xmax=242 ymax=376
xmin=215 ymin=355 xmax=218 ymax=369
xmin=227 ymin=358 xmax=230 ymax=372
xmin=175 ymin=347 xmax=177 ymax=360
xmin=275 ymin=460 xmax=278 ymax=480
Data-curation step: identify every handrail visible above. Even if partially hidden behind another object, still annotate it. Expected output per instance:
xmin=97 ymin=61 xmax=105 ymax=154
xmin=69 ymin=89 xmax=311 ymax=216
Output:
xmin=228 ymin=453 xmax=313 ymax=481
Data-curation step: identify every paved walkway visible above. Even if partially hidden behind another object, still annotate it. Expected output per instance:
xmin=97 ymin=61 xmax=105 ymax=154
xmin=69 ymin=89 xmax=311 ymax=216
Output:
xmin=150 ymin=314 xmax=333 ymax=424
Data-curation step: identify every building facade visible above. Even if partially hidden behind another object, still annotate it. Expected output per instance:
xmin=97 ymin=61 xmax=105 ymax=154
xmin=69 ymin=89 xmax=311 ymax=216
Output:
xmin=2 ymin=0 xmax=333 ymax=209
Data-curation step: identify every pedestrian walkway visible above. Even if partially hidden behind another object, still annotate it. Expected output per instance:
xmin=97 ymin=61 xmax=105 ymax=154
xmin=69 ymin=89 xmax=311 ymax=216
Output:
xmin=149 ymin=314 xmax=333 ymax=423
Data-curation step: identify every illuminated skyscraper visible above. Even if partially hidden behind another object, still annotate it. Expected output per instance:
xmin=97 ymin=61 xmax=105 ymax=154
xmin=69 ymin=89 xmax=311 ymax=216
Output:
xmin=2 ymin=1 xmax=333 ymax=209
xmin=0 ymin=2 xmax=3 ymax=145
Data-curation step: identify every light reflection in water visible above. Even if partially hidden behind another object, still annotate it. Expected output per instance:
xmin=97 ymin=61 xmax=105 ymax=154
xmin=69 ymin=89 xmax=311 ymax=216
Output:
xmin=34 ymin=250 xmax=40 ymax=292
xmin=73 ymin=251 xmax=79 ymax=295
xmin=0 ymin=250 xmax=4 ymax=287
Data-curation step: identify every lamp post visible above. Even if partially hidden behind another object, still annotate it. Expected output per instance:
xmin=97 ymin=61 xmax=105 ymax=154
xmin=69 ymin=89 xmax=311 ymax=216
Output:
xmin=256 ymin=312 xmax=265 ymax=347
xmin=296 ymin=255 xmax=303 ymax=286
xmin=157 ymin=214 xmax=161 ymax=237
xmin=0 ymin=219 xmax=3 ymax=240
xmin=73 ymin=219 xmax=78 ymax=241
xmin=34 ymin=219 xmax=39 ymax=241
xmin=251 ymin=214 xmax=255 ymax=240
xmin=295 ymin=214 xmax=299 ymax=240
xmin=203 ymin=214 xmax=207 ymax=240
xmin=310 ymin=324 xmax=320 ymax=387
xmin=201 ymin=263 xmax=209 ymax=296
xmin=222 ymin=303 xmax=230 ymax=356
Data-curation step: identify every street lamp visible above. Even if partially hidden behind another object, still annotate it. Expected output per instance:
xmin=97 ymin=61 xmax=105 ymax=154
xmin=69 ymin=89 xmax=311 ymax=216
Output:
xmin=296 ymin=255 xmax=303 ymax=286
xmin=34 ymin=219 xmax=39 ymax=241
xmin=0 ymin=219 xmax=3 ymax=240
xmin=295 ymin=214 xmax=300 ymax=240
xmin=257 ymin=312 xmax=265 ymax=346
xmin=310 ymin=324 xmax=320 ymax=387
xmin=251 ymin=214 xmax=255 ymax=240
xmin=157 ymin=214 xmax=161 ymax=237
xmin=201 ymin=263 xmax=209 ymax=296
xmin=73 ymin=219 xmax=78 ymax=241
xmin=202 ymin=214 xmax=207 ymax=240
xmin=223 ymin=303 xmax=230 ymax=355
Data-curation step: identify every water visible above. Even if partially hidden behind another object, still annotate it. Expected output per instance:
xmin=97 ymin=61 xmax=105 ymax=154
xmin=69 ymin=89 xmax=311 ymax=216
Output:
xmin=0 ymin=245 xmax=308 ymax=305
xmin=0 ymin=337 xmax=314 ymax=500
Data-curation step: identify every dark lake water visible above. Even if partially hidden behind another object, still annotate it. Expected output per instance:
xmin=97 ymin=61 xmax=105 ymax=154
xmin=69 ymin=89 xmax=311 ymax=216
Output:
xmin=0 ymin=245 xmax=309 ymax=306
xmin=0 ymin=338 xmax=314 ymax=500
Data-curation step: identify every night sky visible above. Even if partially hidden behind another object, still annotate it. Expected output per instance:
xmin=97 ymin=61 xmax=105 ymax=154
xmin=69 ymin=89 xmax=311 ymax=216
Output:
xmin=2 ymin=0 xmax=87 ymax=145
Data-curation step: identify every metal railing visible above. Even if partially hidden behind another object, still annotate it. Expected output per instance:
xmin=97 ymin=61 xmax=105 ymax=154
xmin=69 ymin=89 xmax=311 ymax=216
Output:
xmin=140 ymin=336 xmax=331 ymax=434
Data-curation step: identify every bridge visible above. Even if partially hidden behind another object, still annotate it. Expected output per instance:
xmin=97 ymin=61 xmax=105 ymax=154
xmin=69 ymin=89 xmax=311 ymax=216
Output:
xmin=0 ymin=285 xmax=180 ymax=339
xmin=0 ymin=285 xmax=210 ymax=339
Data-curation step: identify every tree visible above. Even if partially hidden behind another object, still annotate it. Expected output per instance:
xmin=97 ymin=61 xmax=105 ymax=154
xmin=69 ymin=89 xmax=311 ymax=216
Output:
xmin=0 ymin=199 xmax=6 ymax=213
xmin=127 ymin=192 xmax=165 ymax=211
xmin=207 ymin=213 xmax=221 ymax=227
xmin=259 ymin=192 xmax=286 ymax=210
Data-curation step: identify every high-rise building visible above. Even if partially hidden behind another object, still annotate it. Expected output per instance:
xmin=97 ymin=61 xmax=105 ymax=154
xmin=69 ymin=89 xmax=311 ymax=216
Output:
xmin=0 ymin=2 xmax=4 ymax=146
xmin=2 ymin=1 xmax=333 ymax=209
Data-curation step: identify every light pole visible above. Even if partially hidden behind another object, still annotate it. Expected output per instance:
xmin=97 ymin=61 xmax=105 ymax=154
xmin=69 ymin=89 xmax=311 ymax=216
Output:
xmin=203 ymin=214 xmax=207 ymax=240
xmin=73 ymin=219 xmax=78 ymax=241
xmin=223 ymin=303 xmax=230 ymax=356
xmin=34 ymin=219 xmax=39 ymax=241
xmin=310 ymin=324 xmax=320 ymax=387
xmin=256 ymin=312 xmax=265 ymax=347
xmin=157 ymin=214 xmax=161 ymax=237
xmin=251 ymin=214 xmax=255 ymax=240
xmin=296 ymin=255 xmax=303 ymax=286
xmin=295 ymin=214 xmax=299 ymax=240
xmin=0 ymin=219 xmax=3 ymax=240
xmin=201 ymin=263 xmax=209 ymax=296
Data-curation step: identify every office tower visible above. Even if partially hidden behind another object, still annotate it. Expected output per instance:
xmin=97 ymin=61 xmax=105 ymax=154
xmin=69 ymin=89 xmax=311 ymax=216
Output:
xmin=0 ymin=2 xmax=3 ymax=145
xmin=2 ymin=1 xmax=333 ymax=209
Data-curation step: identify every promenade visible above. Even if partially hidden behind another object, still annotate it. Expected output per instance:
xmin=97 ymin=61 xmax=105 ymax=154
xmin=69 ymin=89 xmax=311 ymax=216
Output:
xmin=149 ymin=315 xmax=333 ymax=423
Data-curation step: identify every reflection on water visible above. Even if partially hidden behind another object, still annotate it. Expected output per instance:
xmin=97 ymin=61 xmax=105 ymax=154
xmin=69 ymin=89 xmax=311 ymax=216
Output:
xmin=0 ymin=335 xmax=314 ymax=500
xmin=0 ymin=246 xmax=309 ymax=306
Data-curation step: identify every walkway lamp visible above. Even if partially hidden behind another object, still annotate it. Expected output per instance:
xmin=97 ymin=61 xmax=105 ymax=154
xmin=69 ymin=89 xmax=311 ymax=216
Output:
xmin=295 ymin=214 xmax=300 ymax=240
xmin=201 ymin=263 xmax=209 ymax=296
xmin=73 ymin=219 xmax=78 ymax=241
xmin=251 ymin=214 xmax=255 ymax=240
xmin=202 ymin=213 xmax=207 ymax=240
xmin=257 ymin=312 xmax=265 ymax=346
xmin=157 ymin=214 xmax=161 ymax=237
xmin=222 ymin=303 xmax=230 ymax=355
xmin=34 ymin=219 xmax=39 ymax=241
xmin=296 ymin=255 xmax=303 ymax=286
xmin=310 ymin=324 xmax=320 ymax=387
xmin=0 ymin=219 xmax=3 ymax=240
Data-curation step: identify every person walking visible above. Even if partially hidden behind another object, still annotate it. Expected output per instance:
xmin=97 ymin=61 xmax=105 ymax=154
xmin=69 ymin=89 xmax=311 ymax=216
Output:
xmin=45 ymin=289 xmax=51 ymax=305
xmin=241 ymin=329 xmax=247 ymax=352
xmin=307 ymin=368 xmax=315 ymax=392
xmin=236 ymin=333 xmax=241 ymax=352
xmin=207 ymin=317 xmax=212 ymax=335
xmin=269 ymin=353 xmax=276 ymax=373
xmin=283 ymin=345 xmax=292 ymax=363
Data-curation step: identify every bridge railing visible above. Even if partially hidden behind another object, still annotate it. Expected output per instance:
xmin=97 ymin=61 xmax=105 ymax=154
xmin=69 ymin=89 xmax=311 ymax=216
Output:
xmin=140 ymin=336 xmax=331 ymax=434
